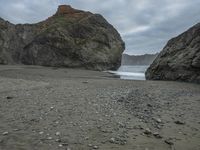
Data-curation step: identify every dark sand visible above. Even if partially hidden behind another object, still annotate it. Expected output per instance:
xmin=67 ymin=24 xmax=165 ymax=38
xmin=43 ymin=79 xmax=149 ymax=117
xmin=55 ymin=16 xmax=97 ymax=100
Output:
xmin=0 ymin=65 xmax=199 ymax=150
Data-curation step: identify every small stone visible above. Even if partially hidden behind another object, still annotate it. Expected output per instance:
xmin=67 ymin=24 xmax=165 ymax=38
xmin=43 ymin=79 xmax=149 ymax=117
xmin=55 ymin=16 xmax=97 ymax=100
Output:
xmin=82 ymin=81 xmax=89 ymax=84
xmin=174 ymin=120 xmax=185 ymax=125
xmin=144 ymin=128 xmax=152 ymax=135
xmin=50 ymin=107 xmax=54 ymax=110
xmin=110 ymin=137 xmax=116 ymax=143
xmin=153 ymin=132 xmax=162 ymax=139
xmin=93 ymin=145 xmax=99 ymax=149
xmin=61 ymin=143 xmax=68 ymax=146
xmin=47 ymin=137 xmax=53 ymax=140
xmin=155 ymin=118 xmax=162 ymax=123
xmin=6 ymin=96 xmax=13 ymax=99
xmin=13 ymin=129 xmax=20 ymax=131
xmin=165 ymin=138 xmax=174 ymax=145
xmin=147 ymin=104 xmax=152 ymax=107
xmin=55 ymin=132 xmax=61 ymax=136
xmin=58 ymin=144 xmax=63 ymax=147
xmin=55 ymin=139 xmax=61 ymax=142
xmin=88 ymin=144 xmax=93 ymax=147
xmin=2 ymin=132 xmax=8 ymax=135
xmin=39 ymin=131 xmax=44 ymax=135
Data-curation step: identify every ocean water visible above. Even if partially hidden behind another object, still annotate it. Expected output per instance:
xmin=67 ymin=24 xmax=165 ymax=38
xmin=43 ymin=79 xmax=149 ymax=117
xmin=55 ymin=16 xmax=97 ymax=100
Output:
xmin=108 ymin=65 xmax=149 ymax=80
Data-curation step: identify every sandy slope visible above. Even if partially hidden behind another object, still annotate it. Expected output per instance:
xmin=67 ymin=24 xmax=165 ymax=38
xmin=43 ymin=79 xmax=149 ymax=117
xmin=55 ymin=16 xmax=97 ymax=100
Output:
xmin=0 ymin=65 xmax=199 ymax=150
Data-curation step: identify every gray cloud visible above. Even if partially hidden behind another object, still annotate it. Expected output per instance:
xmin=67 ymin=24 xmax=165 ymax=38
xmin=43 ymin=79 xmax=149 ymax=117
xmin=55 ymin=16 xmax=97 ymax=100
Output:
xmin=0 ymin=0 xmax=200 ymax=54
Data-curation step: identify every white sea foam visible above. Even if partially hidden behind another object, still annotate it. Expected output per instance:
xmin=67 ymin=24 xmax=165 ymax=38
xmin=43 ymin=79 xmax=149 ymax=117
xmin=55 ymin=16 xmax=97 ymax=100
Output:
xmin=108 ymin=65 xmax=148 ymax=80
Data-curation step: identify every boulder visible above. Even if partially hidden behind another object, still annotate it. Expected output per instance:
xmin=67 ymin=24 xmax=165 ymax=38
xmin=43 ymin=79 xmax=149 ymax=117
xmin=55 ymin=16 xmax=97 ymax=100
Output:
xmin=0 ymin=5 xmax=125 ymax=71
xmin=146 ymin=23 xmax=200 ymax=83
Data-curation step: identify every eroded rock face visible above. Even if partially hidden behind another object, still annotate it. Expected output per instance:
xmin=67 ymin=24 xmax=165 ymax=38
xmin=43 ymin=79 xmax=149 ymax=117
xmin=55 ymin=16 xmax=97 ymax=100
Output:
xmin=146 ymin=23 xmax=200 ymax=83
xmin=0 ymin=5 xmax=125 ymax=70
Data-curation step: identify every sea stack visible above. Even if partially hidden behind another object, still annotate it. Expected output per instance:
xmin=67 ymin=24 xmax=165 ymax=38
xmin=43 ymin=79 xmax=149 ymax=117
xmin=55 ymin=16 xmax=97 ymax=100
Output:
xmin=0 ymin=5 xmax=125 ymax=70
xmin=146 ymin=23 xmax=200 ymax=83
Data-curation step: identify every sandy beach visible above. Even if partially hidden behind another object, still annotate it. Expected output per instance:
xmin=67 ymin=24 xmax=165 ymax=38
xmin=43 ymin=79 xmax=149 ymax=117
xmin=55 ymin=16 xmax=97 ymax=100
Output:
xmin=0 ymin=65 xmax=199 ymax=150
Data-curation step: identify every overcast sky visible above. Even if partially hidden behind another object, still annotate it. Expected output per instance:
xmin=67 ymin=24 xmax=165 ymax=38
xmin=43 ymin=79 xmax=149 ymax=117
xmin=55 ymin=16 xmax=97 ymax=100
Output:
xmin=0 ymin=0 xmax=200 ymax=55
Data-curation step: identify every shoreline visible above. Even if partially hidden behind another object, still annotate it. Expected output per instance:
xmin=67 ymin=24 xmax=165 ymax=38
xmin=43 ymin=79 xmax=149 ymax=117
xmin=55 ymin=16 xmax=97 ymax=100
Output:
xmin=0 ymin=65 xmax=199 ymax=150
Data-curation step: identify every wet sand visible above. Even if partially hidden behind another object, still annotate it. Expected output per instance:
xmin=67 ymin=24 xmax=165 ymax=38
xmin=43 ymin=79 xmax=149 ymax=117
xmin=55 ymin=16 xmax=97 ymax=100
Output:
xmin=0 ymin=65 xmax=199 ymax=150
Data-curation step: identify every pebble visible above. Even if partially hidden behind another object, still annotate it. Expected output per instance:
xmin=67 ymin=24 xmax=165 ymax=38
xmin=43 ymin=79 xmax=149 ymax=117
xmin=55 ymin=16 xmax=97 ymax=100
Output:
xmin=144 ymin=128 xmax=152 ymax=135
xmin=88 ymin=144 xmax=93 ymax=147
xmin=155 ymin=118 xmax=162 ymax=123
xmin=55 ymin=132 xmax=61 ymax=136
xmin=164 ymin=138 xmax=174 ymax=145
xmin=55 ymin=139 xmax=61 ymax=142
xmin=110 ymin=137 xmax=115 ymax=143
xmin=13 ymin=129 xmax=20 ymax=131
xmin=2 ymin=132 xmax=8 ymax=135
xmin=174 ymin=120 xmax=185 ymax=125
xmin=61 ymin=143 xmax=68 ymax=146
xmin=153 ymin=132 xmax=162 ymax=139
xmin=82 ymin=81 xmax=89 ymax=84
xmin=47 ymin=137 xmax=53 ymax=140
xmin=6 ymin=96 xmax=13 ymax=99
xmin=93 ymin=145 xmax=99 ymax=149
xmin=147 ymin=104 xmax=152 ymax=107
xmin=39 ymin=131 xmax=44 ymax=135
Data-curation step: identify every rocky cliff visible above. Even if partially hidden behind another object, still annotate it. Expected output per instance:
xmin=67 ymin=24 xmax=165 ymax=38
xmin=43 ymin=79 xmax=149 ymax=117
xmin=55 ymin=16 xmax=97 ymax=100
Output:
xmin=121 ymin=53 xmax=158 ymax=66
xmin=146 ymin=23 xmax=200 ymax=83
xmin=0 ymin=5 xmax=125 ymax=70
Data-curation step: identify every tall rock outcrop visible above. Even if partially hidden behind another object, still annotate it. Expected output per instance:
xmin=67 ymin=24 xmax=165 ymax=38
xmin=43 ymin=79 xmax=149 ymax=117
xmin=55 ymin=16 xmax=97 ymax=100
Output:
xmin=146 ymin=23 xmax=200 ymax=83
xmin=0 ymin=5 xmax=125 ymax=70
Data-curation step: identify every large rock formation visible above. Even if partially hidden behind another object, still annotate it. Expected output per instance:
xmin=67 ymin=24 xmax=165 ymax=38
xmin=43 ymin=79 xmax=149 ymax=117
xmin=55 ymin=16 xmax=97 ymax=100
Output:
xmin=0 ymin=5 xmax=125 ymax=70
xmin=121 ymin=53 xmax=158 ymax=66
xmin=146 ymin=23 xmax=200 ymax=83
